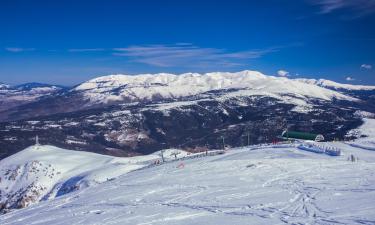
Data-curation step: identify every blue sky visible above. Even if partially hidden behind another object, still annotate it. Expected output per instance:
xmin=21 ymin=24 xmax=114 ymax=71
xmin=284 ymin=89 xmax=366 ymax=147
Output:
xmin=0 ymin=0 xmax=374 ymax=86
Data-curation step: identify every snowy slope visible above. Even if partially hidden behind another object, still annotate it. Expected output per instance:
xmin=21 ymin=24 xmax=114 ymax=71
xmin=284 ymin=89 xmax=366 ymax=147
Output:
xmin=346 ymin=117 xmax=375 ymax=151
xmin=296 ymin=78 xmax=375 ymax=91
xmin=74 ymin=70 xmax=355 ymax=105
xmin=0 ymin=145 xmax=166 ymax=212
xmin=2 ymin=140 xmax=375 ymax=224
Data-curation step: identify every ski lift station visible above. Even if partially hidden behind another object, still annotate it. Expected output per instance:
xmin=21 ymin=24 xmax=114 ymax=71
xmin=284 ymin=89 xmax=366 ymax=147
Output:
xmin=281 ymin=130 xmax=325 ymax=142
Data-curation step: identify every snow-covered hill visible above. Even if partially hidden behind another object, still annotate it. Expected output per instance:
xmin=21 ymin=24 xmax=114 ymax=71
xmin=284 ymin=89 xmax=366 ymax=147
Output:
xmin=74 ymin=70 xmax=355 ymax=106
xmin=0 ymin=83 xmax=64 ymax=112
xmin=0 ymin=145 xmax=182 ymax=212
xmin=1 ymin=131 xmax=375 ymax=224
xmin=0 ymin=83 xmax=10 ymax=90
xmin=296 ymin=78 xmax=375 ymax=91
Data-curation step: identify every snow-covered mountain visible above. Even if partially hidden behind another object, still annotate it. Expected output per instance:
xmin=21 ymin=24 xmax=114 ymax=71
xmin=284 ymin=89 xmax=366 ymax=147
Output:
xmin=1 ymin=71 xmax=370 ymax=122
xmin=14 ymin=82 xmax=64 ymax=92
xmin=296 ymin=78 xmax=375 ymax=91
xmin=0 ymin=83 xmax=65 ymax=113
xmin=1 ymin=119 xmax=375 ymax=224
xmin=74 ymin=70 xmax=355 ymax=106
xmin=295 ymin=78 xmax=375 ymax=112
xmin=0 ymin=87 xmax=366 ymax=159
xmin=3 ymin=71 xmax=374 ymax=120
xmin=0 ymin=144 xmax=192 ymax=213
xmin=0 ymin=83 xmax=11 ymax=90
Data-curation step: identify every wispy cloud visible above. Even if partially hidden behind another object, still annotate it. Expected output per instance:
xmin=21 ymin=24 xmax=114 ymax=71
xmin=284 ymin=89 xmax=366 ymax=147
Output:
xmin=310 ymin=0 xmax=375 ymax=18
xmin=361 ymin=64 xmax=372 ymax=70
xmin=112 ymin=44 xmax=281 ymax=68
xmin=68 ymin=48 xmax=105 ymax=52
xmin=5 ymin=47 xmax=35 ymax=53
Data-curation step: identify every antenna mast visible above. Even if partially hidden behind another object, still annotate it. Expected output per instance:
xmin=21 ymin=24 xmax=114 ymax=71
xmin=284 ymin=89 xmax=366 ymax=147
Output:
xmin=35 ymin=135 xmax=40 ymax=146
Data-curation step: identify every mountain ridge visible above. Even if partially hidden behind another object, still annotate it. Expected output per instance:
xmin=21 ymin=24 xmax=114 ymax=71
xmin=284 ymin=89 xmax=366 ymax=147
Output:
xmin=1 ymin=70 xmax=364 ymax=123
xmin=73 ymin=70 xmax=357 ymax=106
xmin=295 ymin=78 xmax=375 ymax=91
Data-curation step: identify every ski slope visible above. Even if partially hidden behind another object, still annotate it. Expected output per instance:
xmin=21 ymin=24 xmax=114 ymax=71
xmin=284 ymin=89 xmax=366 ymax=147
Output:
xmin=0 ymin=145 xmax=170 ymax=211
xmin=1 ymin=141 xmax=375 ymax=224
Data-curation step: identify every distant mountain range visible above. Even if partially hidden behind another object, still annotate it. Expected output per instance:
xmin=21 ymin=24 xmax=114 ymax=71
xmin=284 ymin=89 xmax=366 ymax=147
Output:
xmin=0 ymin=71 xmax=374 ymax=159
xmin=0 ymin=82 xmax=67 ymax=113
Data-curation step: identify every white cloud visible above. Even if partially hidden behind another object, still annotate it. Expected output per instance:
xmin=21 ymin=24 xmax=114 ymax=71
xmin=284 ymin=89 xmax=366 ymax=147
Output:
xmin=361 ymin=64 xmax=372 ymax=70
xmin=5 ymin=47 xmax=35 ymax=52
xmin=310 ymin=0 xmax=375 ymax=18
xmin=277 ymin=70 xmax=289 ymax=77
xmin=68 ymin=48 xmax=105 ymax=52
xmin=112 ymin=44 xmax=280 ymax=68
xmin=346 ymin=76 xmax=355 ymax=81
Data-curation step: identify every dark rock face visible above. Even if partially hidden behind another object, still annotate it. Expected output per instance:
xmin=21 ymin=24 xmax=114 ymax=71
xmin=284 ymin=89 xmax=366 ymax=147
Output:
xmin=0 ymin=87 xmax=368 ymax=160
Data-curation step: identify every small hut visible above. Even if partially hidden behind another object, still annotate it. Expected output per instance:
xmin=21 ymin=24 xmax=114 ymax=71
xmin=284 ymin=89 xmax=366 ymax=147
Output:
xmin=281 ymin=130 xmax=324 ymax=142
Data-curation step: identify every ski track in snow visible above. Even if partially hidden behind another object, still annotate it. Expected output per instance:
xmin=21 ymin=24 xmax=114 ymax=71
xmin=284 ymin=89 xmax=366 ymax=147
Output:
xmin=1 ymin=140 xmax=375 ymax=225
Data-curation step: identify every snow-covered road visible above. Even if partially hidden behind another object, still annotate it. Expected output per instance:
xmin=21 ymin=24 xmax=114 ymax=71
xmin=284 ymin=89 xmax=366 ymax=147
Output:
xmin=2 ymin=143 xmax=375 ymax=225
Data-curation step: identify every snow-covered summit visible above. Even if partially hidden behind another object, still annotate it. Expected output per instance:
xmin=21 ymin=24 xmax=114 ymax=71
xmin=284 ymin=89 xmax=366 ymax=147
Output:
xmin=74 ymin=70 xmax=354 ymax=105
xmin=0 ymin=83 xmax=10 ymax=90
xmin=296 ymin=78 xmax=375 ymax=91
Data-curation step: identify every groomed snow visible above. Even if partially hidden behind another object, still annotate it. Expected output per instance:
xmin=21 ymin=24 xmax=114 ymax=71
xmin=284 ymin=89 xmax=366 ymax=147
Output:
xmin=1 ymin=141 xmax=375 ymax=224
